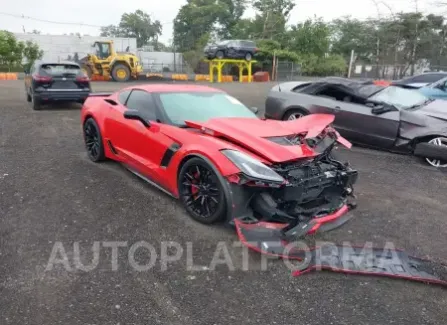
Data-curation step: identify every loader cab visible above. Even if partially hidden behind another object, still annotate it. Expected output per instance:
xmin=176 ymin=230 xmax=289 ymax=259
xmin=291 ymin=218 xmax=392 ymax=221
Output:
xmin=93 ymin=41 xmax=113 ymax=59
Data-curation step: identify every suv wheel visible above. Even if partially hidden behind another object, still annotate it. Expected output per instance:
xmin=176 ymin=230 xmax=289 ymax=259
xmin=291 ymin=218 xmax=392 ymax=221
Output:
xmin=245 ymin=52 xmax=252 ymax=61
xmin=31 ymin=95 xmax=41 ymax=110
xmin=215 ymin=51 xmax=224 ymax=59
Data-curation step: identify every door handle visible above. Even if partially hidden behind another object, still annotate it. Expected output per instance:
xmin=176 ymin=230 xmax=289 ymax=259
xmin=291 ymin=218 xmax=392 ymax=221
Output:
xmin=333 ymin=106 xmax=341 ymax=112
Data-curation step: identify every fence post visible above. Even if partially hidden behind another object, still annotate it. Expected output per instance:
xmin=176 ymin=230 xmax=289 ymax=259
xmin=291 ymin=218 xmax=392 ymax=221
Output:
xmin=347 ymin=49 xmax=354 ymax=78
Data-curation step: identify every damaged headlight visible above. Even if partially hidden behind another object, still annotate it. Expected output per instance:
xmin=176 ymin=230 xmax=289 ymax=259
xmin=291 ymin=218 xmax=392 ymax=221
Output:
xmin=221 ymin=149 xmax=284 ymax=183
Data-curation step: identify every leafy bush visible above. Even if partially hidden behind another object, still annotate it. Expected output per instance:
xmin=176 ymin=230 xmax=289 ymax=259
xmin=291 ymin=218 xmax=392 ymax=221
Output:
xmin=300 ymin=54 xmax=347 ymax=76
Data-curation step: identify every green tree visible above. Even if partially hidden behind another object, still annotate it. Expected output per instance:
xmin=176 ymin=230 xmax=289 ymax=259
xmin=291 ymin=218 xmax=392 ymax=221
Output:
xmin=287 ymin=18 xmax=331 ymax=56
xmin=173 ymin=0 xmax=225 ymax=52
xmin=100 ymin=25 xmax=123 ymax=37
xmin=119 ymin=10 xmax=162 ymax=48
xmin=216 ymin=0 xmax=248 ymax=38
xmin=22 ymin=40 xmax=44 ymax=69
xmin=0 ymin=30 xmax=25 ymax=70
xmin=251 ymin=0 xmax=296 ymax=40
xmin=100 ymin=10 xmax=162 ymax=48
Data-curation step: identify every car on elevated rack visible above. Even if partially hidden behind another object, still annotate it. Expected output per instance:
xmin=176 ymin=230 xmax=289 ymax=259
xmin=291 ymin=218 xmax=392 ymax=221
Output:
xmin=391 ymin=72 xmax=447 ymax=89
xmin=81 ymin=84 xmax=358 ymax=239
xmin=204 ymin=40 xmax=258 ymax=61
xmin=265 ymin=77 xmax=447 ymax=168
xmin=24 ymin=60 xmax=91 ymax=110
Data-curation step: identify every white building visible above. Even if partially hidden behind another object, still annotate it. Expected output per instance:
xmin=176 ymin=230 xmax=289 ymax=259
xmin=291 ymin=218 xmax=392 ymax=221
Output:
xmin=14 ymin=33 xmax=137 ymax=63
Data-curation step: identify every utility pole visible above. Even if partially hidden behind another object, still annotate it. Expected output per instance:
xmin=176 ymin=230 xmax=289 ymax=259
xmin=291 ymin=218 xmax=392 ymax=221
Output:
xmin=410 ymin=0 xmax=419 ymax=76
xmin=348 ymin=50 xmax=355 ymax=78
xmin=371 ymin=0 xmax=382 ymax=79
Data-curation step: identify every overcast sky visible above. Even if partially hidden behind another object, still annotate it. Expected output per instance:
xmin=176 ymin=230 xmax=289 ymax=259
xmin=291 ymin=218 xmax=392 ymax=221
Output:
xmin=0 ymin=0 xmax=439 ymax=43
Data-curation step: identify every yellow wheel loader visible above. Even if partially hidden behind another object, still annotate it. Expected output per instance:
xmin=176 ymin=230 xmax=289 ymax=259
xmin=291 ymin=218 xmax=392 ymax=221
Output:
xmin=80 ymin=40 xmax=143 ymax=82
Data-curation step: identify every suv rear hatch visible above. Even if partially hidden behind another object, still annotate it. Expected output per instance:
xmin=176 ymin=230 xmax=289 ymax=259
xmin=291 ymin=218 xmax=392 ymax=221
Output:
xmin=36 ymin=63 xmax=90 ymax=91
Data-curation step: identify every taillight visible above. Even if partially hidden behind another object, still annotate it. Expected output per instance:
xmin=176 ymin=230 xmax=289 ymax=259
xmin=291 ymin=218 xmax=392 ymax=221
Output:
xmin=76 ymin=76 xmax=90 ymax=82
xmin=33 ymin=75 xmax=52 ymax=82
xmin=254 ymin=48 xmax=259 ymax=52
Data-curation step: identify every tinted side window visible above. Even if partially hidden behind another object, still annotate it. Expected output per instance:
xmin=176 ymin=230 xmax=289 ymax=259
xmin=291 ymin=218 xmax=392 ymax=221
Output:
xmin=118 ymin=90 xmax=131 ymax=104
xmin=292 ymin=83 xmax=312 ymax=92
xmin=125 ymin=90 xmax=157 ymax=120
xmin=240 ymin=41 xmax=255 ymax=47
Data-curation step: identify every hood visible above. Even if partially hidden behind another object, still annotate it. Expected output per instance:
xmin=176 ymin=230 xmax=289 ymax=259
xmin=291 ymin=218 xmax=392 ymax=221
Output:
xmin=184 ymin=114 xmax=351 ymax=163
xmin=417 ymin=100 xmax=447 ymax=121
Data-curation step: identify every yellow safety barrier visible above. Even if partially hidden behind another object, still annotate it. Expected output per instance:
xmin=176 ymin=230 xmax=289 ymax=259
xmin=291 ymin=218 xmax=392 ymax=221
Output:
xmin=172 ymin=74 xmax=188 ymax=81
xmin=6 ymin=73 xmax=18 ymax=80
xmin=146 ymin=73 xmax=164 ymax=78
xmin=0 ymin=73 xmax=19 ymax=80
xmin=221 ymin=75 xmax=234 ymax=82
xmin=195 ymin=74 xmax=210 ymax=81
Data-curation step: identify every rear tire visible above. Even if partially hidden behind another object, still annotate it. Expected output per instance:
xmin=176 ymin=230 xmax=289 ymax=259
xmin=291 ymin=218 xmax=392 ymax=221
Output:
xmin=31 ymin=95 xmax=41 ymax=111
xmin=111 ymin=64 xmax=131 ymax=82
xmin=283 ymin=108 xmax=308 ymax=120
xmin=178 ymin=157 xmax=226 ymax=224
xmin=83 ymin=118 xmax=105 ymax=162
xmin=245 ymin=52 xmax=252 ymax=61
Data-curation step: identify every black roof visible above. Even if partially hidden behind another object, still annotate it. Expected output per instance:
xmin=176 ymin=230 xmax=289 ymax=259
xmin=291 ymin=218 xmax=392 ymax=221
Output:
xmin=35 ymin=60 xmax=81 ymax=67
xmin=313 ymin=77 xmax=383 ymax=98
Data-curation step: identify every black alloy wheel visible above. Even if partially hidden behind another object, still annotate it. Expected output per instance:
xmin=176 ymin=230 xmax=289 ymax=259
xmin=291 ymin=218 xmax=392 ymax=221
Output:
xmin=178 ymin=158 xmax=226 ymax=224
xmin=83 ymin=118 xmax=105 ymax=162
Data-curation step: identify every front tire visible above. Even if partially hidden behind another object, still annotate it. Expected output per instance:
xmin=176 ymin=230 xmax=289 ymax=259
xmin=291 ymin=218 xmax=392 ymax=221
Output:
xmin=83 ymin=118 xmax=105 ymax=162
xmin=283 ymin=108 xmax=308 ymax=120
xmin=424 ymin=137 xmax=447 ymax=168
xmin=178 ymin=158 xmax=226 ymax=224
xmin=111 ymin=64 xmax=131 ymax=82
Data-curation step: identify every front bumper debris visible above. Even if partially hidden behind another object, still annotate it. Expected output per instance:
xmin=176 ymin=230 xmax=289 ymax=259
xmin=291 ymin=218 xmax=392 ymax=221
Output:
xmin=234 ymin=208 xmax=447 ymax=287
xmin=291 ymin=244 xmax=447 ymax=287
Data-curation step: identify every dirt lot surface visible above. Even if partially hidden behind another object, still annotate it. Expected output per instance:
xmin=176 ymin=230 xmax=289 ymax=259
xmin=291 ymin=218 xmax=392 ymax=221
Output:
xmin=1 ymin=80 xmax=446 ymax=325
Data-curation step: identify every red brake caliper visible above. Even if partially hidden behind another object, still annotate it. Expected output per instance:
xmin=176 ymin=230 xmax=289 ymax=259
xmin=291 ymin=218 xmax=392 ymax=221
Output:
xmin=191 ymin=172 xmax=199 ymax=197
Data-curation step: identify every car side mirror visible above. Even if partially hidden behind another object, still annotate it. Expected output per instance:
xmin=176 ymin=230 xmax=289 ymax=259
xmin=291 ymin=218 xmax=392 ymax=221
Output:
xmin=371 ymin=105 xmax=394 ymax=115
xmin=250 ymin=106 xmax=259 ymax=114
xmin=123 ymin=109 xmax=151 ymax=127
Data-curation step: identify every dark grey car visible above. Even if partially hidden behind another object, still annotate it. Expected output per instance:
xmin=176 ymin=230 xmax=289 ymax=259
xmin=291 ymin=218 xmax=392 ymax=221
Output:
xmin=204 ymin=40 xmax=258 ymax=61
xmin=265 ymin=77 xmax=447 ymax=167
xmin=24 ymin=60 xmax=91 ymax=110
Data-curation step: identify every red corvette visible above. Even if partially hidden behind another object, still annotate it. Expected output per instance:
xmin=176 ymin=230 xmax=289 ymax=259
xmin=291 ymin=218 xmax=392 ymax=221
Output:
xmin=81 ymin=84 xmax=358 ymax=241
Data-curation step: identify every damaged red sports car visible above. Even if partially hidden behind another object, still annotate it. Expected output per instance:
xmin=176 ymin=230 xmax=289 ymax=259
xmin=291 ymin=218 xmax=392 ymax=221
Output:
xmin=81 ymin=84 xmax=358 ymax=240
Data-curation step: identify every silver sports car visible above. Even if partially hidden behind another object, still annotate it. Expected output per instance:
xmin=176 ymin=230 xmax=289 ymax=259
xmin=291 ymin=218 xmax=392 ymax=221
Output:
xmin=264 ymin=77 xmax=447 ymax=168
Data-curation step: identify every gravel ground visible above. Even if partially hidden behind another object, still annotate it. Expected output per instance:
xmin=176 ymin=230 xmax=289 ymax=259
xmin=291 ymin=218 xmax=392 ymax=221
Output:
xmin=0 ymin=80 xmax=446 ymax=325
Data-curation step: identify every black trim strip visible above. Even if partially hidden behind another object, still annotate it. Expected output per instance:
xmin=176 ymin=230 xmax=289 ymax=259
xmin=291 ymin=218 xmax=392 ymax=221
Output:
xmin=107 ymin=140 xmax=118 ymax=155
xmin=160 ymin=143 xmax=181 ymax=167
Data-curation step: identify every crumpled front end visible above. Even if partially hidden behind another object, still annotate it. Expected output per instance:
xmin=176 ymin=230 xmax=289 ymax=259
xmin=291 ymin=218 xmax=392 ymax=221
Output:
xmin=225 ymin=127 xmax=358 ymax=242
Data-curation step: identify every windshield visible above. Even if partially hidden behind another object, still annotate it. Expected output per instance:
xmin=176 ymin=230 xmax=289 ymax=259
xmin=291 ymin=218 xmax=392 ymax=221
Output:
xmin=40 ymin=64 xmax=80 ymax=76
xmin=368 ymin=86 xmax=428 ymax=109
xmin=429 ymin=76 xmax=447 ymax=88
xmin=158 ymin=92 xmax=257 ymax=125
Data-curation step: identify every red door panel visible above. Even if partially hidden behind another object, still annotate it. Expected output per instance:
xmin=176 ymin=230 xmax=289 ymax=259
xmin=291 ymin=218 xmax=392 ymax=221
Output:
xmin=103 ymin=104 xmax=175 ymax=189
